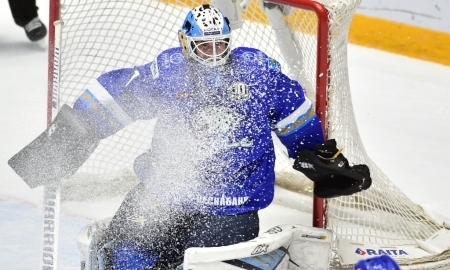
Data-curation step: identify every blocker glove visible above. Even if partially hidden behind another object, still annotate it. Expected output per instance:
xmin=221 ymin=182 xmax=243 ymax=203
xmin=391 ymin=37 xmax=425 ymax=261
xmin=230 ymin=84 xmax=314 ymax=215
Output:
xmin=293 ymin=139 xmax=371 ymax=198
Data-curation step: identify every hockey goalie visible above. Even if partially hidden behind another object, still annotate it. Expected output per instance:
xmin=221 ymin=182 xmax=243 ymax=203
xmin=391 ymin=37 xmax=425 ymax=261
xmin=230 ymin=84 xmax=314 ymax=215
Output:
xmin=8 ymin=3 xmax=371 ymax=269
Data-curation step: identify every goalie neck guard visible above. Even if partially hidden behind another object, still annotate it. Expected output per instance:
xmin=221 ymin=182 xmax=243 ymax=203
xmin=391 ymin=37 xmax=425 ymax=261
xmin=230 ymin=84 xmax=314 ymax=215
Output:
xmin=178 ymin=4 xmax=232 ymax=67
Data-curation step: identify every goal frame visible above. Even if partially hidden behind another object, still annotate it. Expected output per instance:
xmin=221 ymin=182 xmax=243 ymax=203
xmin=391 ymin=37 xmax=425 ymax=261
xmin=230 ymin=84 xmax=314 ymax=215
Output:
xmin=46 ymin=0 xmax=330 ymax=229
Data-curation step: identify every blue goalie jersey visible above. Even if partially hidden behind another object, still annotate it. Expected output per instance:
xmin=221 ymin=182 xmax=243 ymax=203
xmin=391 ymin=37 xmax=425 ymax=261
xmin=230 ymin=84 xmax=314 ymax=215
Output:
xmin=73 ymin=47 xmax=324 ymax=215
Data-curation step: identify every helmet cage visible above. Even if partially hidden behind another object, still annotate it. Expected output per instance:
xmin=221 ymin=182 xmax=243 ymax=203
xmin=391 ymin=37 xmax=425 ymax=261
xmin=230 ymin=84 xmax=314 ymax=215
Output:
xmin=185 ymin=34 xmax=231 ymax=67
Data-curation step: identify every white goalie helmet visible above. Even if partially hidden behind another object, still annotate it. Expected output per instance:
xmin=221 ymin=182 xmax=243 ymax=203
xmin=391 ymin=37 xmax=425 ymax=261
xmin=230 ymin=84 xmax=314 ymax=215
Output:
xmin=179 ymin=4 xmax=232 ymax=67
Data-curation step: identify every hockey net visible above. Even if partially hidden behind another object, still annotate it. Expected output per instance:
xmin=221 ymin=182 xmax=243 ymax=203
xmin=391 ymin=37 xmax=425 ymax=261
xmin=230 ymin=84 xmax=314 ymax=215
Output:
xmin=48 ymin=0 xmax=450 ymax=268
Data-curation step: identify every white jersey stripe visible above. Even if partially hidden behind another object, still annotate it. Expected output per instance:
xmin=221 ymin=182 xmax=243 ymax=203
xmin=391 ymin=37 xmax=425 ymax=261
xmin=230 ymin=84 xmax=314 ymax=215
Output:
xmin=84 ymin=78 xmax=133 ymax=127
xmin=274 ymin=98 xmax=312 ymax=129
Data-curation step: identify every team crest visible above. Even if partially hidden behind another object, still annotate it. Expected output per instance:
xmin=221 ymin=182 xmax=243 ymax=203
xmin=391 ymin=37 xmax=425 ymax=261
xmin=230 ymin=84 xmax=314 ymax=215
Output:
xmin=229 ymin=82 xmax=250 ymax=101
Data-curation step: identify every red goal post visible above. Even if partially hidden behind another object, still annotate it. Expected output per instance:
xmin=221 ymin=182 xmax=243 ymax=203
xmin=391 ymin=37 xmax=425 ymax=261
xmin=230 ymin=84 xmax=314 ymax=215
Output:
xmin=46 ymin=0 xmax=450 ymax=268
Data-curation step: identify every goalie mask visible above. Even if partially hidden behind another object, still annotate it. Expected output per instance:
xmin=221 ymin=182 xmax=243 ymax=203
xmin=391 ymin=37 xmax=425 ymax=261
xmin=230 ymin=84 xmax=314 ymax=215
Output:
xmin=179 ymin=4 xmax=232 ymax=67
xmin=293 ymin=139 xmax=372 ymax=198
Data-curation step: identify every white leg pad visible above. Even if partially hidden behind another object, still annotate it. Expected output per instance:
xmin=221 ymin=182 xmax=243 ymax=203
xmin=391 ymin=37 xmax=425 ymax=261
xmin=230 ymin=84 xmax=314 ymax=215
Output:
xmin=183 ymin=224 xmax=333 ymax=270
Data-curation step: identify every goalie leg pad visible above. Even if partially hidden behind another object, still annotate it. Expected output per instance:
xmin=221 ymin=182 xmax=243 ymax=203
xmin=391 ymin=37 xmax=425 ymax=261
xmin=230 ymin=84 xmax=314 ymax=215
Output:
xmin=8 ymin=104 xmax=100 ymax=188
xmin=184 ymin=224 xmax=333 ymax=270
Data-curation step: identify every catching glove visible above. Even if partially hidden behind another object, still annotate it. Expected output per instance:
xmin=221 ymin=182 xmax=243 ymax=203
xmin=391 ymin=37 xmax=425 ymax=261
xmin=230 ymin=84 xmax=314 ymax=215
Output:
xmin=293 ymin=139 xmax=371 ymax=198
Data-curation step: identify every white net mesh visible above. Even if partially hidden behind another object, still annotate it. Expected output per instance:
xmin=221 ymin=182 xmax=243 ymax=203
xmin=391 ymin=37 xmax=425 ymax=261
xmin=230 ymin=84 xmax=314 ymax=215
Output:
xmin=51 ymin=0 xmax=450 ymax=267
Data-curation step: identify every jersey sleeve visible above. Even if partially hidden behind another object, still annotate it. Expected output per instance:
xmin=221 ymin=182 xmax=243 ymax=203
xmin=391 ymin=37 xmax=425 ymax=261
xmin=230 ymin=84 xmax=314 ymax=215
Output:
xmin=269 ymin=70 xmax=324 ymax=158
xmin=72 ymin=63 xmax=156 ymax=139
xmin=71 ymin=47 xmax=183 ymax=139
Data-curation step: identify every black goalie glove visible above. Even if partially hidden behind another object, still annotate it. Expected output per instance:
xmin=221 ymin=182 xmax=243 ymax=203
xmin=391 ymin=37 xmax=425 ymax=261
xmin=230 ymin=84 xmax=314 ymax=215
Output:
xmin=293 ymin=139 xmax=372 ymax=198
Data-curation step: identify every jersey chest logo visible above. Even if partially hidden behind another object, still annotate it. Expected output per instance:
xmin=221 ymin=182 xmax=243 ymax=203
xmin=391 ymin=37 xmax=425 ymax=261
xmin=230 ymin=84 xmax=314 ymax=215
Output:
xmin=192 ymin=105 xmax=243 ymax=135
xmin=229 ymin=82 xmax=250 ymax=101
